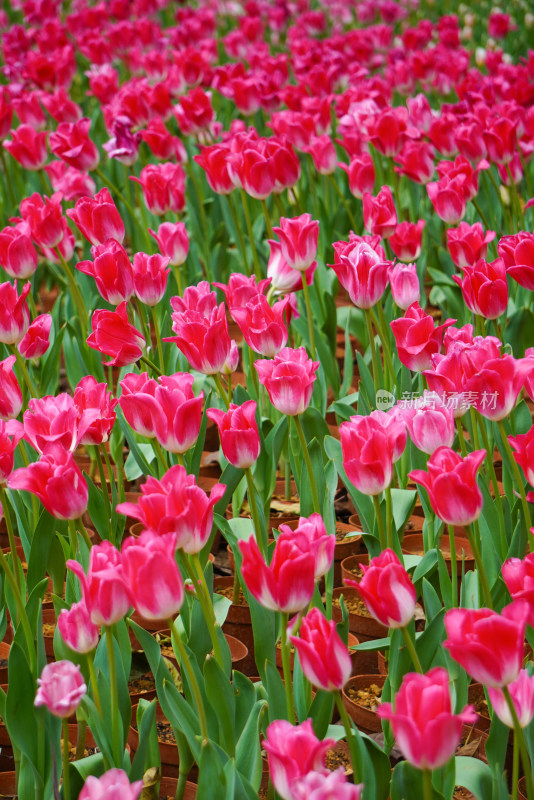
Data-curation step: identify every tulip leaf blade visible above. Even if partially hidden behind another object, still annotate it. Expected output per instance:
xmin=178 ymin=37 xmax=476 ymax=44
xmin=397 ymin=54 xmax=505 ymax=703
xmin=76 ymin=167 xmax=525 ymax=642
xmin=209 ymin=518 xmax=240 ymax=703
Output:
xmin=204 ymin=654 xmax=236 ymax=755
xmin=454 ymin=756 xmax=503 ymax=800
xmin=130 ymin=698 xmax=159 ymax=781
xmin=235 ymin=698 xmax=266 ymax=789
xmin=390 ymin=761 xmax=447 ymax=800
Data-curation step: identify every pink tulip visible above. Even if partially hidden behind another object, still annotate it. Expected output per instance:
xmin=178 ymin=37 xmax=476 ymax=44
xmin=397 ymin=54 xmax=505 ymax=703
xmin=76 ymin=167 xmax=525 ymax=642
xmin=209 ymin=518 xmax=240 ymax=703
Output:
xmin=389 ymin=262 xmax=420 ymax=311
xmin=77 ymin=240 xmax=134 ymax=305
xmin=87 ymin=302 xmax=145 ymax=368
xmin=378 ymin=667 xmax=477 ymax=769
xmin=0 ymin=281 xmax=31 ymax=345
xmin=488 ymin=669 xmax=534 ymax=729
xmin=447 ymin=222 xmax=496 ymax=269
xmin=4 ymin=124 xmax=48 ymax=170
xmin=255 ymin=347 xmax=319 ymax=416
xmin=263 ymin=718 xmax=335 ymax=800
xmin=58 ymin=601 xmax=100 ymax=654
xmin=390 ymin=302 xmax=455 ymax=372
xmin=19 ymin=193 xmax=65 ymax=249
xmin=363 ymin=186 xmax=398 ymax=238
xmin=73 ymin=377 xmax=118 ymax=446
xmin=340 ymin=415 xmax=399 ymax=496
xmin=67 ymin=188 xmax=125 ymax=246
xmin=389 ymin=220 xmax=425 ymax=262
xmin=266 ymin=240 xmax=316 ymax=294
xmin=239 ymin=531 xmax=316 ymax=613
xmin=0 ymin=223 xmax=38 ymax=279
xmin=132 ymin=252 xmax=170 ymax=307
xmin=18 ymin=314 xmax=52 ymax=359
xmin=329 ymin=240 xmax=391 ymax=310
xmin=272 ymin=214 xmax=319 ymax=271
xmin=8 ymin=445 xmax=88 ymax=520
xmin=149 ymin=222 xmax=189 ymax=266
xmin=165 ymin=303 xmax=232 ymax=375
xmin=207 ymin=400 xmax=260 ymax=469
xmin=346 ymin=549 xmax=416 ymax=628
xmin=232 ymin=294 xmax=289 ymax=357
xmin=444 ymin=603 xmax=528 ymax=687
xmin=0 ymin=420 xmax=24 ymax=484
xmin=502 ymin=553 xmax=534 ymax=627
xmin=67 ymin=541 xmax=132 ymax=626
xmin=452 ymin=258 xmax=508 ymax=320
xmin=34 ymin=661 xmax=87 ymax=719
xmin=0 ymin=357 xmax=22 ymax=421
xmin=291 ymin=770 xmax=363 ymax=800
xmin=279 ymin=513 xmax=334 ymax=580
xmin=49 ymin=117 xmax=100 ymax=172
xmin=116 ymin=465 xmax=225 ymax=554
xmin=121 ymin=531 xmax=184 ymax=621
xmin=290 ymin=607 xmax=352 ymax=691
xmin=339 ymin=154 xmax=375 ymax=199
xmin=464 ymin=354 xmax=531 ymax=422
xmin=399 ymin=391 xmax=455 ymax=455
xmin=79 ymin=769 xmax=142 ymax=800
xmin=22 ymin=394 xmax=99 ymax=454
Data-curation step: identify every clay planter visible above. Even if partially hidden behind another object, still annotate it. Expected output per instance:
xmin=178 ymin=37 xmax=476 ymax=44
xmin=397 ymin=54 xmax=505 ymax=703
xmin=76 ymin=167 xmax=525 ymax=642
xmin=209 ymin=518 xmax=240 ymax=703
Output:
xmin=129 ymin=671 xmax=157 ymax=704
xmin=342 ymin=674 xmax=386 ymax=734
xmin=0 ymin=772 xmax=17 ymax=797
xmin=0 ymin=642 xmax=10 ymax=683
xmin=156 ymin=627 xmax=248 ymax=674
xmin=331 ymin=586 xmax=388 ymax=641
xmin=159 ymin=777 xmax=197 ymax=798
xmin=333 ymin=522 xmax=363 ymax=586
xmin=275 ymin=632 xmax=359 ymax=675
xmin=519 ymin=777 xmax=527 ymax=800
xmin=213 ymin=575 xmax=256 ymax=675
xmin=129 ymin=706 xmax=199 ymax=789
xmin=467 ymin=683 xmax=491 ymax=732
xmin=42 ymin=608 xmax=58 ymax=659
xmin=340 ymin=554 xmax=369 ymax=584
xmin=401 ymin=533 xmax=475 ymax=575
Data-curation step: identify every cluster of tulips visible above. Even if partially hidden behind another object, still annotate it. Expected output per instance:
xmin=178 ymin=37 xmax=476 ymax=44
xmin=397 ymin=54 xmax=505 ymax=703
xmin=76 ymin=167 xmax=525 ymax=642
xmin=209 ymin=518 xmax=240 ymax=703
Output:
xmin=0 ymin=0 xmax=534 ymax=798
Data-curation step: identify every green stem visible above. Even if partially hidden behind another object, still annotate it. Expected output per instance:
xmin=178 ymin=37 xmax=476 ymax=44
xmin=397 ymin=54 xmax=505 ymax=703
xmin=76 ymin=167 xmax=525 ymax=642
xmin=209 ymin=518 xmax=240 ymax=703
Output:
xmin=0 ymin=147 xmax=16 ymax=207
xmin=104 ymin=626 xmax=122 ymax=766
xmin=93 ymin=446 xmax=113 ymax=541
xmin=150 ymin=305 xmax=165 ymax=374
xmin=189 ymin=554 xmax=224 ymax=669
xmin=476 ymin=416 xmax=507 ymax=559
xmin=372 ymin=304 xmax=399 ymax=396
xmin=456 ymin=417 xmax=468 ymax=457
xmin=471 ymin=197 xmax=491 ymax=231
xmin=140 ymin=354 xmax=163 ymax=377
xmin=293 ymin=415 xmax=321 ymax=514
xmin=67 ymin=519 xmax=78 ymax=559
xmin=172 ymin=264 xmax=185 ymax=297
xmin=448 ymin=524 xmax=457 ymax=609
xmin=10 ymin=345 xmax=37 ymax=398
xmin=497 ymin=420 xmax=532 ymax=534
xmin=328 ymin=174 xmax=358 ymax=229
xmin=466 ymin=520 xmax=493 ymax=608
xmin=56 ymin=250 xmax=88 ymax=339
xmin=468 ymin=407 xmax=482 ymax=451
xmin=0 ymin=548 xmax=35 ymax=673
xmin=62 ymin=718 xmax=71 ymax=800
xmin=75 ymin=718 xmax=87 ymax=761
xmin=94 ymin=167 xmax=151 ymax=249
xmin=364 ymin=308 xmax=381 ymax=391
xmin=503 ymin=686 xmax=534 ymax=800
xmin=186 ymin=163 xmax=210 ymax=252
xmin=213 ymin=373 xmax=231 ymax=410
xmin=261 ymin=199 xmax=274 ymax=238
xmin=175 ymin=773 xmax=188 ymax=800
xmin=152 ymin=439 xmax=169 ymax=476
xmin=168 ymin=616 xmax=209 ymax=741
xmin=334 ymin=691 xmax=362 ymax=785
xmin=422 ymin=769 xmax=433 ymax=800
xmin=0 ymin=487 xmax=21 ymax=596
xmin=280 ymin=613 xmax=296 ymax=722
xmin=245 ymin=467 xmax=267 ymax=558
xmin=512 ymin=728 xmax=519 ymax=800
xmin=241 ymin=190 xmax=263 ymax=279
xmin=77 ymin=518 xmax=93 ymax=550
xmin=372 ymin=494 xmax=386 ymax=551
xmin=227 ymin=193 xmax=251 ymax=276
xmin=400 ymin=625 xmax=423 ymax=673
xmin=300 ymin=273 xmax=317 ymax=360
xmin=385 ymin=486 xmax=393 ymax=550
xmin=86 ymin=653 xmax=102 ymax=716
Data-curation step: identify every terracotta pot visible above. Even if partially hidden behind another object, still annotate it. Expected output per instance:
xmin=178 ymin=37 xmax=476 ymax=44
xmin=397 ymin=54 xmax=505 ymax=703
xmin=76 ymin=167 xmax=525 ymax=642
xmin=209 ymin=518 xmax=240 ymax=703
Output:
xmin=0 ymin=772 xmax=16 ymax=797
xmin=155 ymin=628 xmax=248 ymax=673
xmin=42 ymin=608 xmax=57 ymax=659
xmin=213 ymin=576 xmax=256 ymax=675
xmin=340 ymin=554 xmax=369 ymax=585
xmin=198 ymin=451 xmax=222 ymax=479
xmin=333 ymin=522 xmax=363 ymax=586
xmin=342 ymin=674 xmax=386 ymax=733
xmin=128 ymin=671 xmax=157 ymax=704
xmin=401 ymin=533 xmax=475 ymax=575
xmin=0 ymin=642 xmax=10 ymax=684
xmin=331 ymin=586 xmax=388 ymax=641
xmin=519 ymin=777 xmax=527 ymax=800
xmin=467 ymin=683 xmax=491 ymax=732
xmin=159 ymin=777 xmax=197 ymax=798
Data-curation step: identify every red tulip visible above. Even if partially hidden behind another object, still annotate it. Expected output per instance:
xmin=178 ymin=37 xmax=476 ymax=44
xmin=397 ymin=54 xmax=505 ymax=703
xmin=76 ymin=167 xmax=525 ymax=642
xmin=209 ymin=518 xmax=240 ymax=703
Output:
xmin=8 ymin=445 xmax=89 ymax=520
xmin=0 ymin=281 xmax=31 ymax=345
xmin=447 ymin=222 xmax=496 ymax=268
xmin=165 ymin=303 xmax=232 ymax=375
xmin=329 ymin=239 xmax=391 ymax=309
xmin=206 ymin=400 xmax=260 ymax=469
xmin=498 ymin=231 xmax=534 ymax=291
xmin=139 ymin=118 xmax=186 ymax=162
xmin=377 ymin=667 xmax=477 ymax=769
xmin=390 ymin=302 xmax=455 ymax=372
xmin=40 ymin=88 xmax=82 ymax=125
xmin=444 ymin=603 xmax=528 ymax=687
xmin=87 ymin=302 xmax=145 ymax=368
xmin=508 ymin=425 xmax=534 ymax=491
xmin=452 ymin=257 xmax=508 ymax=320
xmin=58 ymin=600 xmax=100 ymax=654
xmin=130 ymin=163 xmax=186 ymax=216
xmin=49 ymin=117 xmax=100 ymax=172
xmin=121 ymin=531 xmax=184 ymax=621
xmin=194 ymin=145 xmax=234 ymax=195
xmin=19 ymin=192 xmax=65 ymax=249
xmin=389 ymin=220 xmax=425 ymax=262
xmin=34 ymin=661 xmax=86 ymax=719
xmin=340 ymin=415 xmax=398 ymax=496
xmin=502 ymin=554 xmax=534 ymax=627
xmin=347 ymin=549 xmax=416 ymax=628
xmin=255 ymin=346 xmax=319 ymax=416
xmin=291 ymin=771 xmax=363 ymax=800
xmin=290 ymin=607 xmax=352 ymax=691
xmin=0 ymin=356 xmax=23 ymax=421
xmin=272 ymin=214 xmax=319 ymax=271
xmin=18 ymin=313 xmax=52 ymax=359
xmin=363 ymin=186 xmax=398 ymax=238
xmin=338 ymin=154 xmax=375 ymax=199
xmin=174 ymin=87 xmax=214 ymax=136
xmin=263 ymin=719 xmax=335 ymax=800
xmin=3 ymin=124 xmax=48 ymax=170
xmin=67 ymin=188 xmax=125 ymax=246
xmin=465 ymin=354 xmax=532 ymax=421
xmin=0 ymin=223 xmax=38 ymax=279
xmin=116 ymin=465 xmax=225 ymax=554
xmin=409 ymin=446 xmax=486 ymax=526
xmin=279 ymin=513 xmax=335 ymax=580
xmin=0 ymin=419 xmax=24 ymax=484
xmin=483 ymin=117 xmax=518 ymax=165
xmin=77 ymin=239 xmax=134 ymax=305
xmin=119 ymin=372 xmax=203 ymax=454
xmin=214 ymin=273 xmax=270 ymax=312
xmin=306 ymin=134 xmax=337 ymax=175
xmin=394 ymin=140 xmax=435 ymax=184
xmin=67 ymin=541 xmax=132 ymax=626
xmin=132 ymin=252 xmax=170 ymax=307
xmin=389 ymin=262 xmax=420 ymax=310
xmin=427 ymin=176 xmax=467 ymax=224
xmin=73 ymin=376 xmax=118 ymax=446
xmin=488 ymin=670 xmax=534 ymax=729
xmin=232 ymin=294 xmax=289 ymax=357
xmin=149 ymin=222 xmax=189 ymax=266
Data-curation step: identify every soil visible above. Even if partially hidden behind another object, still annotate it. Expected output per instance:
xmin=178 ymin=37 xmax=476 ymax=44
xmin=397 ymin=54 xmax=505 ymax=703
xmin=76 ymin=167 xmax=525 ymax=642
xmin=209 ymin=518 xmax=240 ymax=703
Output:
xmin=344 ymin=564 xmax=365 ymax=580
xmin=156 ymin=720 xmax=176 ymax=745
xmin=325 ymin=747 xmax=351 ymax=773
xmin=128 ymin=673 xmax=156 ymax=696
xmin=456 ymin=729 xmax=483 ymax=757
xmin=332 ymin=595 xmax=372 ymax=618
xmin=216 ymin=584 xmax=248 ymax=606
xmin=335 ymin=529 xmax=359 ymax=543
xmin=471 ymin=686 xmax=489 ymax=718
xmin=346 ymin=683 xmax=382 ymax=711
xmin=0 ymin=659 xmax=8 ymax=669
xmin=454 ymin=788 xmax=475 ymax=799
xmin=60 ymin=740 xmax=99 ymax=761
xmin=42 ymin=623 xmax=56 ymax=636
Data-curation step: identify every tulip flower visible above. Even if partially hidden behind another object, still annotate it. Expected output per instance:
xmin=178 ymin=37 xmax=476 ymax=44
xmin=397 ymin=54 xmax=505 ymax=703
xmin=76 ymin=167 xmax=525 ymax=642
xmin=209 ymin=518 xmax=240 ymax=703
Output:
xmin=363 ymin=186 xmax=398 ymax=238
xmin=329 ymin=240 xmax=391 ymax=310
xmin=215 ymin=273 xmax=270 ymax=313
xmin=34 ymin=661 xmax=87 ymax=718
xmin=306 ymin=134 xmax=337 ymax=175
xmin=19 ymin=192 xmax=65 ymax=249
xmin=49 ymin=117 xmax=100 ymax=172
xmin=0 ymin=419 xmax=24 ymax=484
xmin=390 ymin=302 xmax=455 ymax=372
xmin=266 ymin=240 xmax=316 ymax=294
xmin=0 ymin=356 xmax=23 ymax=421
xmin=279 ymin=513 xmax=335 ymax=580
xmin=58 ymin=601 xmax=100 ymax=654
xmin=389 ymin=220 xmax=425 ymax=262
xmin=452 ymin=257 xmax=508 ymax=320
xmin=447 ymin=222 xmax=496 ymax=268
xmin=346 ymin=549 xmax=416 ymax=628
xmin=79 ymin=769 xmax=143 ymax=800
xmin=239 ymin=530 xmax=316 ymax=613
xmin=498 ymin=231 xmax=534 ymax=291
xmin=338 ymin=154 xmax=375 ymax=199
xmin=409 ymin=446 xmax=485 ymax=526
xmin=165 ymin=303 xmax=232 ymax=375
xmin=194 ymin=144 xmax=234 ymax=194
xmin=87 ymin=302 xmax=145 ymax=368
xmin=272 ymin=214 xmax=319 ymax=271
xmin=488 ymin=670 xmax=534 ymax=729
xmin=399 ymin=391 xmax=455 ymax=455
xmin=18 ymin=314 xmax=52 ymax=359
xmin=377 ymin=667 xmax=477 ymax=769
xmin=130 ymin=163 xmax=186 ymax=215
xmin=22 ymin=394 xmax=99 ymax=454
xmin=340 ymin=415 xmax=399 ymax=496
xmin=444 ymin=603 xmax=528 ymax=687
xmin=0 ymin=222 xmax=38 ymax=279
xmin=395 ymin=140 xmax=435 ymax=184
xmin=4 ymin=124 xmax=48 ymax=170
xmin=232 ymin=294 xmax=289 ymax=357
xmin=174 ymin=87 xmax=214 ymax=136
xmin=8 ymin=445 xmax=88 ymax=520
xmin=255 ymin=347 xmax=319 ymax=416
xmin=116 ymin=465 xmax=225 ymax=554
xmin=121 ymin=531 xmax=184 ymax=621
xmin=464 ymin=354 xmax=532 ymax=422
xmin=291 ymin=770 xmax=363 ymax=800
xmin=149 ymin=222 xmax=189 ymax=266
xmin=502 ymin=553 xmax=534 ymax=627
xmin=389 ymin=262 xmax=420 ymax=310
xmin=77 ymin=240 xmax=134 ymax=305
xmin=263 ymin=719 xmax=335 ymax=800
xmin=67 ymin=541 xmax=132 ymax=626
xmin=0 ymin=281 xmax=31 ymax=345
xmin=426 ymin=176 xmax=467 ymax=224
xmin=73 ymin=377 xmax=118 ymax=446
xmin=132 ymin=252 xmax=170 ymax=306
xmin=290 ymin=607 xmax=352 ymax=692
xmin=67 ymin=188 xmax=125 ymax=246
xmin=207 ymin=400 xmax=260 ymax=469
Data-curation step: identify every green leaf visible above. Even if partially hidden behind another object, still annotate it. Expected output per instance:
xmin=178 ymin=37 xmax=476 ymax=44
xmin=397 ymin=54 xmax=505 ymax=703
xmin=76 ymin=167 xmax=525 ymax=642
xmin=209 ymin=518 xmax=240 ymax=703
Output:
xmin=235 ymin=699 xmax=266 ymax=789
xmin=390 ymin=761 xmax=446 ymax=800
xmin=454 ymin=756 xmax=499 ymax=799
xmin=130 ymin=699 xmax=159 ymax=781
xmin=204 ymin=655 xmax=236 ymax=755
